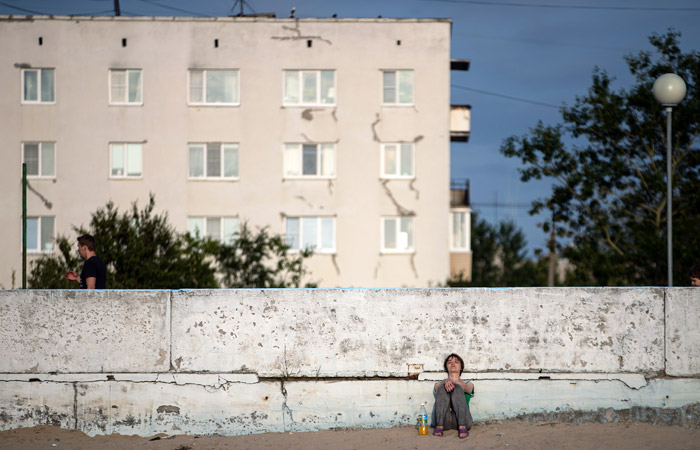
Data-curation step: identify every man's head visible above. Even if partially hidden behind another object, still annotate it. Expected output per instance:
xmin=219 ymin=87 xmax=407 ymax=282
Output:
xmin=690 ymin=265 xmax=700 ymax=287
xmin=443 ymin=353 xmax=465 ymax=375
xmin=77 ymin=234 xmax=97 ymax=260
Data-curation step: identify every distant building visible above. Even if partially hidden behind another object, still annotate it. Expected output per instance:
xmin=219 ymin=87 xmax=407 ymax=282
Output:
xmin=0 ymin=15 xmax=470 ymax=288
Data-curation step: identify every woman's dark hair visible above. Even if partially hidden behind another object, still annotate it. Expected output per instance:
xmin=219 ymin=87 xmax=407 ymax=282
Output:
xmin=443 ymin=353 xmax=465 ymax=375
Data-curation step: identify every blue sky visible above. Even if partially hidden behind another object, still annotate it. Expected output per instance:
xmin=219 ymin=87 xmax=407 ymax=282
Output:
xmin=3 ymin=0 xmax=699 ymax=255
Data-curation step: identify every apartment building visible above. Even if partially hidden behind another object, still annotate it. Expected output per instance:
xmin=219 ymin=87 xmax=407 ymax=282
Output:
xmin=0 ymin=15 xmax=471 ymax=288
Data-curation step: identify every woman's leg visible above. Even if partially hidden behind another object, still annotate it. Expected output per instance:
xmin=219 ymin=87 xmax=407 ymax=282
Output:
xmin=433 ymin=387 xmax=451 ymax=427
xmin=449 ymin=385 xmax=472 ymax=430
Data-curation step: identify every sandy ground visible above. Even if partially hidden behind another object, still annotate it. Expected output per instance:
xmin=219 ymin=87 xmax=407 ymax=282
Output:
xmin=1 ymin=422 xmax=699 ymax=450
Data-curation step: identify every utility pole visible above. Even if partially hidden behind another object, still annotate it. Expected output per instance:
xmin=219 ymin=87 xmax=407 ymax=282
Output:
xmin=22 ymin=163 xmax=27 ymax=289
xmin=547 ymin=208 xmax=556 ymax=287
xmin=114 ymin=0 xmax=121 ymax=16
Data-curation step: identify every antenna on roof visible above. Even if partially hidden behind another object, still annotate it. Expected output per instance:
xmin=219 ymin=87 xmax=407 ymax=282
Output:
xmin=230 ymin=0 xmax=251 ymax=16
xmin=228 ymin=0 xmax=276 ymax=18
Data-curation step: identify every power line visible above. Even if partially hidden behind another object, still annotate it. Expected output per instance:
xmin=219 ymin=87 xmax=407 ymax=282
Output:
xmin=0 ymin=0 xmax=118 ymax=15
xmin=134 ymin=0 xmax=210 ymax=16
xmin=453 ymin=31 xmax=638 ymax=53
xmin=472 ymin=202 xmax=531 ymax=208
xmin=424 ymin=0 xmax=700 ymax=12
xmin=451 ymin=84 xmax=563 ymax=109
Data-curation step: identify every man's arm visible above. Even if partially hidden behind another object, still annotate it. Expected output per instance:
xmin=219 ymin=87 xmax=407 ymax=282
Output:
xmin=85 ymin=277 xmax=97 ymax=289
xmin=64 ymin=271 xmax=80 ymax=283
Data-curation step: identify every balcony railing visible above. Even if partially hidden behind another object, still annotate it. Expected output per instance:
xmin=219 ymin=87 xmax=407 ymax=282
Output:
xmin=450 ymin=178 xmax=470 ymax=207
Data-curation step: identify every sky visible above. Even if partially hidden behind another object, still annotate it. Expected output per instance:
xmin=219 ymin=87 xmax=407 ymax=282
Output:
xmin=2 ymin=0 xmax=699 ymax=256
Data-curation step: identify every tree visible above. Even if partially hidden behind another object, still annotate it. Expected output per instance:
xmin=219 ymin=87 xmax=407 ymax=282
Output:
xmin=449 ymin=213 xmax=548 ymax=287
xmin=217 ymin=222 xmax=316 ymax=288
xmin=501 ymin=29 xmax=700 ymax=286
xmin=29 ymin=196 xmax=317 ymax=289
xmin=29 ymin=195 xmax=218 ymax=289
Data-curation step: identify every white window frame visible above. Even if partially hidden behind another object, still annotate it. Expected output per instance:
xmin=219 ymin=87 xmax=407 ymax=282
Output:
xmin=382 ymin=69 xmax=414 ymax=106
xmin=283 ymin=70 xmax=336 ymax=106
xmin=381 ymin=216 xmax=415 ymax=253
xmin=21 ymin=68 xmax=55 ymax=104
xmin=25 ymin=216 xmax=54 ymax=253
xmin=109 ymin=143 xmax=143 ymax=179
xmin=109 ymin=69 xmax=143 ymax=105
xmin=22 ymin=141 xmax=56 ymax=178
xmin=381 ymin=143 xmax=414 ymax=179
xmin=188 ymin=69 xmax=240 ymax=106
xmin=283 ymin=143 xmax=336 ymax=179
xmin=450 ymin=209 xmax=471 ymax=252
xmin=188 ymin=143 xmax=240 ymax=180
xmin=285 ymin=216 xmax=336 ymax=254
xmin=187 ymin=216 xmax=240 ymax=244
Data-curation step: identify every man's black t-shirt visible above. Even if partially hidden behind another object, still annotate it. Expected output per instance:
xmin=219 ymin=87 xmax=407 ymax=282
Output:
xmin=80 ymin=256 xmax=107 ymax=289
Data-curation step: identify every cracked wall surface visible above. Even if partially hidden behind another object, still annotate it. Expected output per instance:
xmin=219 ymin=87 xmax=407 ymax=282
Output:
xmin=0 ymin=288 xmax=698 ymax=435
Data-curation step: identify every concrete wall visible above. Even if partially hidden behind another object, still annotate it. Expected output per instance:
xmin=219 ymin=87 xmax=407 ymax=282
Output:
xmin=1 ymin=288 xmax=699 ymax=436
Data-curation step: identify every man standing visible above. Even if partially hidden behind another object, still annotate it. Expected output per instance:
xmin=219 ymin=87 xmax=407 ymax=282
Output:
xmin=64 ymin=234 xmax=107 ymax=289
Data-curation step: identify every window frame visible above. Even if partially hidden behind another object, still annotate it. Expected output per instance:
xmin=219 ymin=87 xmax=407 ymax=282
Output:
xmin=380 ymin=143 xmax=415 ymax=179
xmin=21 ymin=141 xmax=56 ymax=179
xmin=284 ymin=216 xmax=336 ymax=254
xmin=382 ymin=69 xmax=414 ymax=106
xmin=381 ymin=216 xmax=416 ymax=254
xmin=283 ymin=69 xmax=336 ymax=107
xmin=450 ymin=209 xmax=471 ymax=252
xmin=187 ymin=69 xmax=240 ymax=106
xmin=187 ymin=216 xmax=240 ymax=244
xmin=109 ymin=68 xmax=143 ymax=105
xmin=109 ymin=142 xmax=143 ymax=179
xmin=21 ymin=68 xmax=55 ymax=104
xmin=25 ymin=216 xmax=55 ymax=253
xmin=188 ymin=142 xmax=240 ymax=181
xmin=283 ymin=143 xmax=336 ymax=179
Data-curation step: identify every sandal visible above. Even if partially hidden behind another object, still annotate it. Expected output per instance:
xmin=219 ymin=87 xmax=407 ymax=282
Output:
xmin=458 ymin=426 xmax=469 ymax=439
xmin=433 ymin=426 xmax=444 ymax=437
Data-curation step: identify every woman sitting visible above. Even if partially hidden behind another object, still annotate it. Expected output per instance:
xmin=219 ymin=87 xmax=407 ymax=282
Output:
xmin=432 ymin=353 xmax=474 ymax=439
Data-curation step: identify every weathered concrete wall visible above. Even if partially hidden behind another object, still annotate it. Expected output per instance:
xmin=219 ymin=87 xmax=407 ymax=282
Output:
xmin=0 ymin=288 xmax=698 ymax=435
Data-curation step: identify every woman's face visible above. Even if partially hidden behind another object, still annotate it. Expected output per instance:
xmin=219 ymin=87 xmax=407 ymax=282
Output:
xmin=446 ymin=356 xmax=462 ymax=374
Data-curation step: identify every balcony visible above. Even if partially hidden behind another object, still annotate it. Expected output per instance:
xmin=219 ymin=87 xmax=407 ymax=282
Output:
xmin=450 ymin=105 xmax=471 ymax=142
xmin=450 ymin=178 xmax=470 ymax=208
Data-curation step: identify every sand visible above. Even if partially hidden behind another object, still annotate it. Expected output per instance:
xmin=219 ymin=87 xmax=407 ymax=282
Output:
xmin=1 ymin=422 xmax=699 ymax=450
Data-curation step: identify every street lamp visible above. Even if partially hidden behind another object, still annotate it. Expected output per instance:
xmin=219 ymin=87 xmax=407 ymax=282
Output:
xmin=652 ymin=73 xmax=687 ymax=287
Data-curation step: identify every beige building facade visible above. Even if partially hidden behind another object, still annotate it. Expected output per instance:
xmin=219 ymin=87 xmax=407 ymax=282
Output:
xmin=0 ymin=15 xmax=470 ymax=288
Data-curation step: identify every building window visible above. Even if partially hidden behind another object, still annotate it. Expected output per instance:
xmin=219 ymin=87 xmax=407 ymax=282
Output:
xmin=22 ymin=68 xmax=55 ymax=103
xmin=188 ymin=217 xmax=239 ymax=244
xmin=189 ymin=143 xmax=239 ymax=179
xmin=283 ymin=70 xmax=335 ymax=106
xmin=381 ymin=217 xmax=415 ymax=253
xmin=285 ymin=217 xmax=335 ymax=253
xmin=382 ymin=70 xmax=413 ymax=105
xmin=381 ymin=143 xmax=414 ymax=178
xmin=188 ymin=69 xmax=239 ymax=105
xmin=22 ymin=142 xmax=55 ymax=178
xmin=451 ymin=210 xmax=470 ymax=252
xmin=26 ymin=216 xmax=54 ymax=252
xmin=109 ymin=69 xmax=142 ymax=104
xmin=110 ymin=143 xmax=142 ymax=178
xmin=284 ymin=143 xmax=335 ymax=178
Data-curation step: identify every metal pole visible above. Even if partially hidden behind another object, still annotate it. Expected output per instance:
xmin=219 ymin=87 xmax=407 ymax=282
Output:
xmin=666 ymin=107 xmax=673 ymax=287
xmin=22 ymin=163 xmax=27 ymax=289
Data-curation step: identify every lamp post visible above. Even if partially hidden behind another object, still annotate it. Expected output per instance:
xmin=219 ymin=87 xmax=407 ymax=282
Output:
xmin=652 ymin=73 xmax=687 ymax=287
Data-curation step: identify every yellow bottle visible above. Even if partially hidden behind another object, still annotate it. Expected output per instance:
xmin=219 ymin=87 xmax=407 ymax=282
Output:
xmin=418 ymin=403 xmax=429 ymax=435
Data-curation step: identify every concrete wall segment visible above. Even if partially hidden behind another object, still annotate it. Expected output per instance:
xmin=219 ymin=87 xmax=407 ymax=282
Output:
xmin=665 ymin=288 xmax=700 ymax=376
xmin=171 ymin=288 xmax=664 ymax=375
xmin=0 ymin=290 xmax=170 ymax=373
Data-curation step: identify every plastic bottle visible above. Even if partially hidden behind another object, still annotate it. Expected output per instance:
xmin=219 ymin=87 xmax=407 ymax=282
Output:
xmin=418 ymin=402 xmax=429 ymax=435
